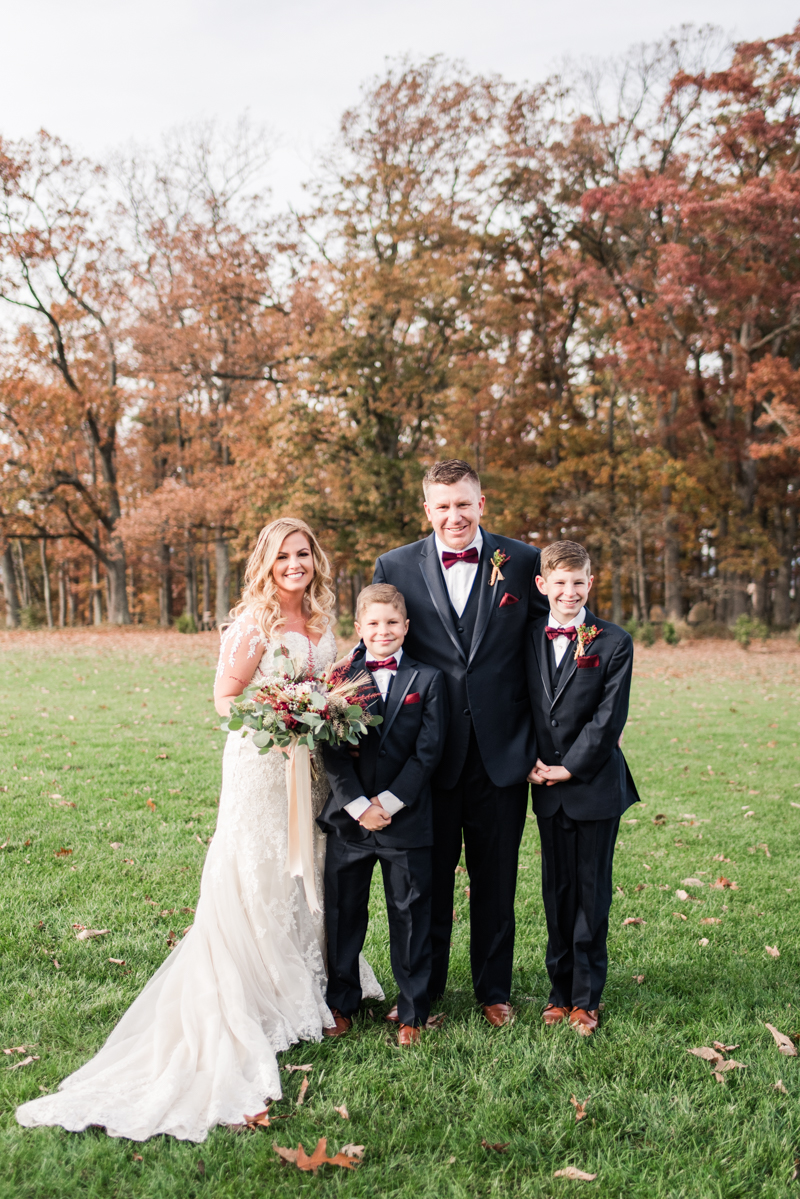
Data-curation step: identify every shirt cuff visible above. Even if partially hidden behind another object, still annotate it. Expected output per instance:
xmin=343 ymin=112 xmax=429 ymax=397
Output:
xmin=377 ymin=790 xmax=405 ymax=816
xmin=344 ymin=796 xmax=371 ymax=821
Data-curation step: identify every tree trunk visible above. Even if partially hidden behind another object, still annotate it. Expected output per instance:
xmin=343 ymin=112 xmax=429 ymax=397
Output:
xmin=15 ymin=540 xmax=31 ymax=609
xmin=634 ymin=515 xmax=648 ymax=622
xmin=106 ymin=551 xmax=130 ymax=625
xmin=729 ymin=574 xmax=749 ymax=620
xmin=90 ymin=556 xmax=103 ymax=625
xmin=201 ymin=542 xmax=211 ymax=629
xmin=58 ymin=561 xmax=67 ymax=628
xmin=215 ymin=530 xmax=230 ymax=627
xmin=610 ymin=537 xmax=623 ymax=624
xmin=39 ymin=540 xmax=54 ymax=628
xmin=1 ymin=545 xmax=20 ymax=627
xmin=158 ymin=542 xmax=172 ymax=627
xmin=753 ymin=568 xmax=769 ymax=622
xmin=67 ymin=566 xmax=76 ymax=626
xmin=662 ymin=497 xmax=682 ymax=620
xmin=774 ymin=505 xmax=794 ymax=628
xmin=184 ymin=539 xmax=197 ymax=621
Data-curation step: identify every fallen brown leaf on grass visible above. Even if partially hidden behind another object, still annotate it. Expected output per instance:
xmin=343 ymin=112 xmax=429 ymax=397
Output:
xmin=296 ymin=1076 xmax=309 ymax=1106
xmin=273 ymin=1138 xmax=360 ymax=1173
xmin=682 ymin=878 xmax=704 ymax=887
xmin=688 ymin=1047 xmax=725 ymax=1065
xmin=156 ymin=753 xmax=168 ymax=759
xmin=711 ymin=854 xmax=731 ymax=862
xmin=673 ymin=912 xmax=688 ymax=921
xmin=58 ymin=800 xmax=76 ymax=808
xmin=7 ymin=1055 xmax=39 ymax=1070
xmin=73 ymin=925 xmax=109 ymax=940
xmin=700 ymin=918 xmax=721 ymax=925
xmin=333 ymin=1104 xmax=349 ymax=1119
xmin=791 ymin=802 xmax=800 ymax=810
xmin=715 ymin=1060 xmax=746 ymax=1073
xmin=632 ymin=975 xmax=645 ymax=984
xmin=243 ymin=1108 xmax=271 ymax=1129
xmin=698 ymin=938 xmax=710 ymax=947
xmin=713 ymin=1042 xmax=739 ymax=1052
xmin=455 ymin=865 xmax=467 ymax=874
xmin=774 ymin=1079 xmax=788 ymax=1094
xmin=765 ymin=1024 xmax=797 ymax=1056
xmin=132 ymin=1153 xmax=143 ymax=1162
xmin=765 ymin=945 xmax=780 ymax=958
xmin=426 ymin=1012 xmax=447 ymax=1030
xmin=481 ymin=1139 xmax=510 ymax=1153
xmin=635 ymin=883 xmax=648 ymax=892
xmin=622 ymin=917 xmax=645 ymax=926
xmin=283 ymin=1064 xmax=312 ymax=1072
xmin=570 ymin=1095 xmax=589 ymax=1121
xmin=711 ymin=877 xmax=738 ymax=890
xmin=553 ymin=1167 xmax=597 ymax=1181
xmin=652 ymin=814 xmax=667 ymax=825
xmin=54 ymin=847 xmax=72 ymax=857
xmin=2 ymin=1046 xmax=29 ymax=1055
xmin=146 ymin=799 xmax=156 ymax=812
xmin=110 ymin=842 xmax=122 ymax=849
xmin=341 ymin=1145 xmax=365 ymax=1158
xmin=108 ymin=957 xmax=125 ymax=965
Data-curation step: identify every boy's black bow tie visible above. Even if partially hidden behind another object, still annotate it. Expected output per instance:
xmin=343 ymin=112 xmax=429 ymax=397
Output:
xmin=366 ymin=657 xmax=398 ymax=671
xmin=545 ymin=626 xmax=578 ymax=641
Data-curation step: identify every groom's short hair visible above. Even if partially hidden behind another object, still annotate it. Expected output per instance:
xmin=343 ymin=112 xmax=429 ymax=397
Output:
xmin=422 ymin=459 xmax=481 ymax=497
xmin=540 ymin=540 xmax=592 ymax=577
xmin=356 ymin=583 xmax=407 ymax=621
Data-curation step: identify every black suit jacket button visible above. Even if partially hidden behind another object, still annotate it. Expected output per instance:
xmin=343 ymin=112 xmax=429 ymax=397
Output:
xmin=463 ymin=708 xmax=470 ymax=716
xmin=379 ymin=749 xmax=387 ymax=757
xmin=551 ymin=719 xmax=558 ymax=727
xmin=457 ymin=626 xmax=464 ymax=634
xmin=553 ymin=750 xmax=562 ymax=758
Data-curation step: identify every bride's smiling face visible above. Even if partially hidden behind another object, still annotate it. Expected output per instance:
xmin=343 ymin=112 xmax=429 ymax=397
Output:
xmin=272 ymin=532 xmax=315 ymax=597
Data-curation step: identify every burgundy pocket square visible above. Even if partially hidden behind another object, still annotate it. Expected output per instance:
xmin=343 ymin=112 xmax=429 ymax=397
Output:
xmin=498 ymin=592 xmax=519 ymax=608
xmin=403 ymin=692 xmax=421 ymax=704
xmin=576 ymin=655 xmax=600 ymax=668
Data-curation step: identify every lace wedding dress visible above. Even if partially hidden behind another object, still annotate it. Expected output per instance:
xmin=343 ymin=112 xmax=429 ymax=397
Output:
xmin=17 ymin=618 xmax=383 ymax=1143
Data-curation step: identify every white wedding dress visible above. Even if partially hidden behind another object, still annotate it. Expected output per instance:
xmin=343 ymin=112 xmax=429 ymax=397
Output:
xmin=17 ymin=618 xmax=383 ymax=1143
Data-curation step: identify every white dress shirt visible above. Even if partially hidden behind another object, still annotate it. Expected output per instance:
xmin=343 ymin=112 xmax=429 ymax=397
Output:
xmin=547 ymin=607 xmax=586 ymax=668
xmin=344 ymin=648 xmax=405 ymax=822
xmin=435 ymin=529 xmax=483 ymax=617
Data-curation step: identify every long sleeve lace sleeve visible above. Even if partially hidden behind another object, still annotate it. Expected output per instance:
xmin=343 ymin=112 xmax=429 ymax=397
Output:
xmin=214 ymin=614 xmax=267 ymax=712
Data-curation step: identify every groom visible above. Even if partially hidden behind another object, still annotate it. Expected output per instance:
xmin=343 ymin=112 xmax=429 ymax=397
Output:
xmin=372 ymin=460 xmax=549 ymax=1024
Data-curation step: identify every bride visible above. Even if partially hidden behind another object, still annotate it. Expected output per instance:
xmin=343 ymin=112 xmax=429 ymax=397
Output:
xmin=17 ymin=517 xmax=382 ymax=1143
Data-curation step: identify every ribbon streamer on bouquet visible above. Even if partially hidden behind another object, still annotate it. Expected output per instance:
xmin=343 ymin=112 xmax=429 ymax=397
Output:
xmin=284 ymin=740 xmax=321 ymax=914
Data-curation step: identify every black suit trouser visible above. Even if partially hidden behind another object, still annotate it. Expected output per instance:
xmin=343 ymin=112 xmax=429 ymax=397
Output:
xmin=325 ymin=835 xmax=432 ymax=1027
xmin=536 ymin=806 xmax=620 ymax=1011
xmin=429 ymin=727 xmax=528 ymax=1005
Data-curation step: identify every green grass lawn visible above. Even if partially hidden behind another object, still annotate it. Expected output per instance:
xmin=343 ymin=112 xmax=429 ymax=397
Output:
xmin=0 ymin=631 xmax=799 ymax=1198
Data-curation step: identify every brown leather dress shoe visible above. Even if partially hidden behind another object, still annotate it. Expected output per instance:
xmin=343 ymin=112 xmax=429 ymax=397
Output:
xmin=398 ymin=1024 xmax=421 ymax=1045
xmin=323 ymin=1009 xmax=352 ymax=1037
xmin=542 ymin=1003 xmax=571 ymax=1026
xmin=482 ymin=1003 xmax=515 ymax=1027
xmin=384 ymin=1003 xmax=399 ymax=1024
xmin=569 ymin=1008 xmax=599 ymax=1036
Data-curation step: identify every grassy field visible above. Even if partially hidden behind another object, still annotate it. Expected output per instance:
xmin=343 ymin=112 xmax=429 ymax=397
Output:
xmin=0 ymin=629 xmax=798 ymax=1198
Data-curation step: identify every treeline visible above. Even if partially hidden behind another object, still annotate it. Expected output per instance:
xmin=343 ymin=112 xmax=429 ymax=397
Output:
xmin=2 ymin=25 xmax=800 ymax=630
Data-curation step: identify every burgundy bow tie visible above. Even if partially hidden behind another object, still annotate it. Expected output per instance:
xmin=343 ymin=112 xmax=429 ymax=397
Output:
xmin=366 ymin=657 xmax=398 ymax=672
xmin=546 ymin=625 xmax=578 ymax=641
xmin=441 ymin=547 xmax=480 ymax=568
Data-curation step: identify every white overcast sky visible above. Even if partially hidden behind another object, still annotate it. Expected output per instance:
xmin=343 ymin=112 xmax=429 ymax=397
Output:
xmin=2 ymin=0 xmax=798 ymax=210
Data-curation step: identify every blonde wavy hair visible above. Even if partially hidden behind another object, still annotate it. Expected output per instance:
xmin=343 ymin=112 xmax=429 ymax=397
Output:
xmin=230 ymin=518 xmax=336 ymax=642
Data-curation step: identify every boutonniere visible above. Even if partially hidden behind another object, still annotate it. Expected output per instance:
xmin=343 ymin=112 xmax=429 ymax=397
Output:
xmin=489 ymin=549 xmax=510 ymax=587
xmin=574 ymin=624 xmax=601 ymax=659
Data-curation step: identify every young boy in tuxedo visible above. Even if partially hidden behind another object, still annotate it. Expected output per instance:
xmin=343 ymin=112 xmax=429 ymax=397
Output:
xmin=525 ymin=540 xmax=639 ymax=1036
xmin=317 ymin=583 xmax=447 ymax=1045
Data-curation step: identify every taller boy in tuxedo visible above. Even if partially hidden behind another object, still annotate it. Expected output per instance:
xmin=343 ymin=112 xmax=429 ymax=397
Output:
xmin=318 ymin=583 xmax=447 ymax=1045
xmin=525 ymin=540 xmax=639 ymax=1036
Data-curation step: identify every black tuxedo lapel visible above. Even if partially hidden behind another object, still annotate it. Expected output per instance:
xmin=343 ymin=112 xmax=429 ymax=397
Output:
xmin=551 ymin=609 xmax=596 ymax=711
xmin=379 ymin=661 xmax=419 ymax=745
xmin=467 ymin=530 xmax=500 ymax=666
xmin=418 ymin=535 xmax=465 ymax=662
xmin=532 ymin=622 xmax=553 ymax=706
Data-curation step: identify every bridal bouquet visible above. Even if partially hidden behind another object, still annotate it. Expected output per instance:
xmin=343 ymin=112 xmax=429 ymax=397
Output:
xmin=221 ymin=648 xmax=382 ymax=753
xmin=221 ymin=649 xmax=381 ymax=916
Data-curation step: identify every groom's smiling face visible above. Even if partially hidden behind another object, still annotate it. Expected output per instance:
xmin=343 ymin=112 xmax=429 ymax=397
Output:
xmin=424 ymin=480 xmax=485 ymax=550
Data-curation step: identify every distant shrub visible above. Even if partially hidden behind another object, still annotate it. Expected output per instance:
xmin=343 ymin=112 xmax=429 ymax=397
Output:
xmin=663 ymin=621 xmax=679 ymax=645
xmin=638 ymin=622 xmax=655 ymax=646
xmin=336 ymin=613 xmax=355 ymax=639
xmin=733 ymin=614 xmax=769 ymax=648
xmin=623 ymin=618 xmax=640 ymax=638
xmin=19 ymin=605 xmax=43 ymax=629
xmin=176 ymin=612 xmax=198 ymax=635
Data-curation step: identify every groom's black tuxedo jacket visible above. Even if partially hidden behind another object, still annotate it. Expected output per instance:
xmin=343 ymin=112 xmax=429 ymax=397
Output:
xmin=526 ymin=609 xmax=640 ymax=821
xmin=372 ymin=530 xmax=548 ymax=789
xmin=317 ymin=650 xmax=447 ymax=849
